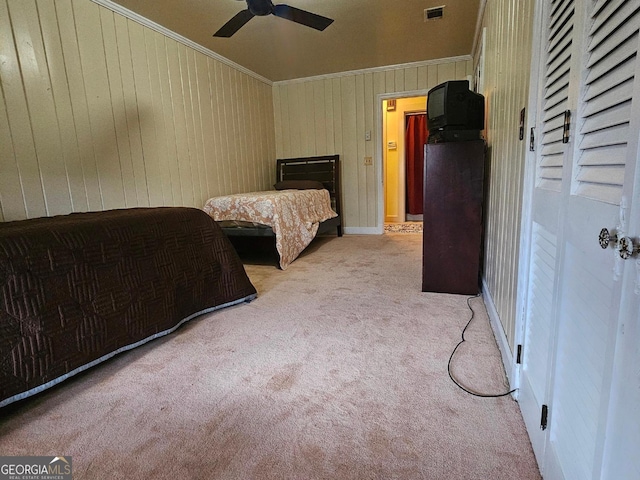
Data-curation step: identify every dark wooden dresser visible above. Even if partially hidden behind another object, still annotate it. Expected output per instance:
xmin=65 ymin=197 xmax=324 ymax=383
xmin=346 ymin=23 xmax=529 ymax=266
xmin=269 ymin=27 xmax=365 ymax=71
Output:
xmin=422 ymin=140 xmax=485 ymax=295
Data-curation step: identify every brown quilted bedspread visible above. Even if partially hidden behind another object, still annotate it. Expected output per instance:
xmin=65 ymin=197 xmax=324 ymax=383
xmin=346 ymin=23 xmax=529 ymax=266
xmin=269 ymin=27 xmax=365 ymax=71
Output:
xmin=0 ymin=207 xmax=256 ymax=407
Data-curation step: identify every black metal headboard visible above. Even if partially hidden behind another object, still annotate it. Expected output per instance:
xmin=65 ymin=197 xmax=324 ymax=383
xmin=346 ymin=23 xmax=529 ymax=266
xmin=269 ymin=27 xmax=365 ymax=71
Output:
xmin=276 ymin=155 xmax=341 ymax=217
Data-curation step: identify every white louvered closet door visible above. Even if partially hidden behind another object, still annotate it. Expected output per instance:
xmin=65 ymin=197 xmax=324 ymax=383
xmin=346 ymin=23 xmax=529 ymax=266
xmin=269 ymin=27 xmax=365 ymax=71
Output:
xmin=521 ymin=0 xmax=640 ymax=478
xmin=588 ymin=2 xmax=640 ymax=477
xmin=538 ymin=0 xmax=575 ymax=191
xmin=574 ymin=0 xmax=639 ymax=204
xmin=519 ymin=0 xmax=577 ymax=472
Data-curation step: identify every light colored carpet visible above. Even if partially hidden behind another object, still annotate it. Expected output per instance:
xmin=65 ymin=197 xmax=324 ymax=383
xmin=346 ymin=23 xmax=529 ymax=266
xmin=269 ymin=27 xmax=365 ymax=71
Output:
xmin=0 ymin=234 xmax=540 ymax=479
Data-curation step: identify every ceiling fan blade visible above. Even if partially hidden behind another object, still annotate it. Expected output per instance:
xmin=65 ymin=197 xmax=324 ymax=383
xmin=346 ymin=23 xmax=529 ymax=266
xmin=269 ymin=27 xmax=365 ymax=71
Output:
xmin=213 ymin=9 xmax=254 ymax=37
xmin=273 ymin=4 xmax=334 ymax=31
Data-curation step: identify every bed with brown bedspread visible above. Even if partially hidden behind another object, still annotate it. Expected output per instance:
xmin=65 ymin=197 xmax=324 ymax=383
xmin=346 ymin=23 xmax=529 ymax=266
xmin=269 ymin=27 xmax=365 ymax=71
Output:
xmin=0 ymin=207 xmax=257 ymax=408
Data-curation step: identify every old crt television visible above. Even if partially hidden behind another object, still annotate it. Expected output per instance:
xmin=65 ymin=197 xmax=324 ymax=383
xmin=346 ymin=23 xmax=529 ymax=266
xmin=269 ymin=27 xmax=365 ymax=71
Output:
xmin=427 ymin=80 xmax=485 ymax=142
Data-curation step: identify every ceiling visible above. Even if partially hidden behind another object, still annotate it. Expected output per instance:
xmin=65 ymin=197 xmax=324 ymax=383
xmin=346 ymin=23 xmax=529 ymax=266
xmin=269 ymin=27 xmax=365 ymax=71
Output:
xmin=109 ymin=0 xmax=481 ymax=82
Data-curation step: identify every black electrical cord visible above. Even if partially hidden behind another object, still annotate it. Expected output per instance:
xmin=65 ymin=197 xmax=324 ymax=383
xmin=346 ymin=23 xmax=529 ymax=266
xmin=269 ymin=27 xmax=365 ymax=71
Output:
xmin=447 ymin=294 xmax=517 ymax=398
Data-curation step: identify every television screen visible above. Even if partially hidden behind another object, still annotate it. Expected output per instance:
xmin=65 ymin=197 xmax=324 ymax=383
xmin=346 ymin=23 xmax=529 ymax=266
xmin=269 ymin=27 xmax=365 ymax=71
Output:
xmin=428 ymin=86 xmax=445 ymax=118
xmin=427 ymin=80 xmax=484 ymax=135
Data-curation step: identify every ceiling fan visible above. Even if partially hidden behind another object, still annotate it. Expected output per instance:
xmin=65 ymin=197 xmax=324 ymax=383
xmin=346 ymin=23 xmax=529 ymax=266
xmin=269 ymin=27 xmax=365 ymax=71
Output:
xmin=214 ymin=0 xmax=334 ymax=37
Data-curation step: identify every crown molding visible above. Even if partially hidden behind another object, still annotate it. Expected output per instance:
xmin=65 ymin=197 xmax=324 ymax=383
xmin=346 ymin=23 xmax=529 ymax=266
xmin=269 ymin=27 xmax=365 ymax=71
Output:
xmin=272 ymin=55 xmax=473 ymax=86
xmin=90 ymin=0 xmax=272 ymax=85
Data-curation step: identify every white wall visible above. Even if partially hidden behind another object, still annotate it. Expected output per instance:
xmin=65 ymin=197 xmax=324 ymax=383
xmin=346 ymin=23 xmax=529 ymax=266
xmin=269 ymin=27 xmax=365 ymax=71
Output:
xmin=273 ymin=59 xmax=472 ymax=229
xmin=0 ymin=0 xmax=276 ymax=222
xmin=475 ymin=0 xmax=535 ymax=350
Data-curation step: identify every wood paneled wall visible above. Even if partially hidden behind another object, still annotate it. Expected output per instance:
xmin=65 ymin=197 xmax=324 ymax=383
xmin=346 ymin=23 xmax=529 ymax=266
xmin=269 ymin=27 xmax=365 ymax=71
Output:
xmin=272 ymin=59 xmax=472 ymax=229
xmin=477 ymin=0 xmax=535 ymax=350
xmin=0 ymin=0 xmax=275 ymax=222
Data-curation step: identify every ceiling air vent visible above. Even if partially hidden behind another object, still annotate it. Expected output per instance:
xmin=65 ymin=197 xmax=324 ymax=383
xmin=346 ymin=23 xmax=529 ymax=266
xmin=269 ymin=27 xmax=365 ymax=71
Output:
xmin=424 ymin=6 xmax=445 ymax=22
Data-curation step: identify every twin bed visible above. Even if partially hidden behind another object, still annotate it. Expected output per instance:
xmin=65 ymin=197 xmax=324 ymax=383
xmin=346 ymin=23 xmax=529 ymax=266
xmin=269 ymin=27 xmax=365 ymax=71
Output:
xmin=0 ymin=207 xmax=257 ymax=408
xmin=203 ymin=155 xmax=342 ymax=269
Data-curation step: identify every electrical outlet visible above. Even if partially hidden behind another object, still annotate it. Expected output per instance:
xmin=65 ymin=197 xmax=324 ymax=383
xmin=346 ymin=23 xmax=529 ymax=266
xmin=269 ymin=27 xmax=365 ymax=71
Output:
xmin=364 ymin=156 xmax=373 ymax=166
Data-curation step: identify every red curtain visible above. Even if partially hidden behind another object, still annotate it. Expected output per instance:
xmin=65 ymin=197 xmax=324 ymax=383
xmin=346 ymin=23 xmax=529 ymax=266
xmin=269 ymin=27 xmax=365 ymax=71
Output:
xmin=405 ymin=114 xmax=427 ymax=215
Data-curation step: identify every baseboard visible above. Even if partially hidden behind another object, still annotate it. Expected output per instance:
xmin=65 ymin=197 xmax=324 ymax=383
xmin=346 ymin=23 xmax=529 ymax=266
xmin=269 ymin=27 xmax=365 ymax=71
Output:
xmin=343 ymin=227 xmax=383 ymax=235
xmin=481 ymin=278 xmax=519 ymax=397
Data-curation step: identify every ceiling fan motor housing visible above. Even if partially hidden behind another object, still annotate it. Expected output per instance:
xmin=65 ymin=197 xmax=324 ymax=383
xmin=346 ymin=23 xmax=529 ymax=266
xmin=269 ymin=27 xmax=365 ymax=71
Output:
xmin=247 ymin=0 xmax=274 ymax=16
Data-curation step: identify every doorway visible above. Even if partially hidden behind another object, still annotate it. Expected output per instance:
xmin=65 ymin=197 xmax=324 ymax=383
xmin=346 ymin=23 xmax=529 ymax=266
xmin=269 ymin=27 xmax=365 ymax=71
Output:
xmin=382 ymin=96 xmax=427 ymax=227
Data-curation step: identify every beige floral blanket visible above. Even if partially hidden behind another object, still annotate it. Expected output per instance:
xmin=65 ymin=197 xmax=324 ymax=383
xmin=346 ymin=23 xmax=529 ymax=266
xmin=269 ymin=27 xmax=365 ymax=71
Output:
xmin=203 ymin=189 xmax=337 ymax=269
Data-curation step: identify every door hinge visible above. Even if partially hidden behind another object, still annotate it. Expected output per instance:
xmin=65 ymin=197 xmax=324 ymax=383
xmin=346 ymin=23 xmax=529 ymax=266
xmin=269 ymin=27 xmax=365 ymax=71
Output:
xmin=516 ymin=344 xmax=523 ymax=364
xmin=540 ymin=404 xmax=549 ymax=431
xmin=562 ymin=110 xmax=571 ymax=144
xmin=529 ymin=127 xmax=535 ymax=151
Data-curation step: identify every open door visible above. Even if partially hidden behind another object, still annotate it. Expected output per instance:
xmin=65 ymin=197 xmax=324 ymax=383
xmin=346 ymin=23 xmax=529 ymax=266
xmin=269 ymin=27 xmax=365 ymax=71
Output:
xmin=383 ymin=96 xmax=426 ymax=224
